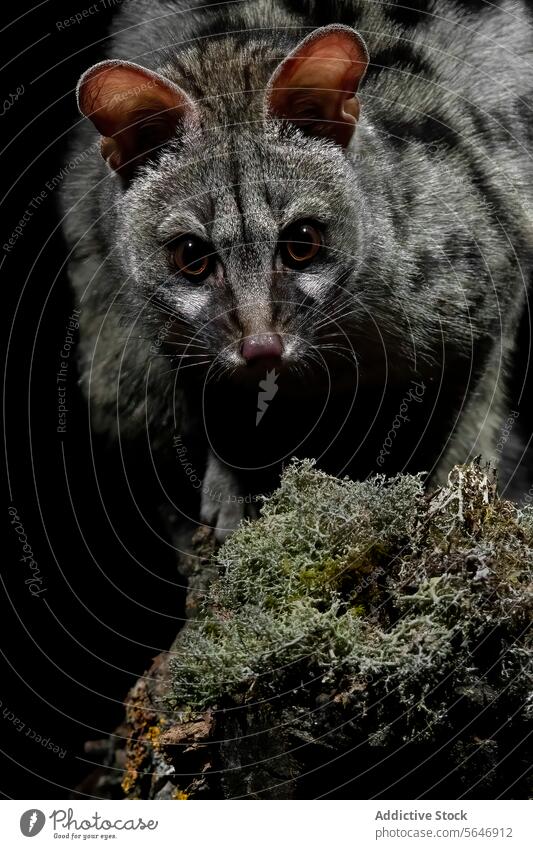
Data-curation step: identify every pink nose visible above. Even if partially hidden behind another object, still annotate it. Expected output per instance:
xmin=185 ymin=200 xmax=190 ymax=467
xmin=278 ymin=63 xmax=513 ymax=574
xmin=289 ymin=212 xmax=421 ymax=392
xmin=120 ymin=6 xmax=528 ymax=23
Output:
xmin=241 ymin=333 xmax=283 ymax=364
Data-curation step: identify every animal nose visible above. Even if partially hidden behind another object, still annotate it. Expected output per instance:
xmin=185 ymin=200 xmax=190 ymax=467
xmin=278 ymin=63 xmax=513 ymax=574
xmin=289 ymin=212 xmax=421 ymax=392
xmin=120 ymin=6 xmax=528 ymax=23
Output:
xmin=241 ymin=333 xmax=283 ymax=364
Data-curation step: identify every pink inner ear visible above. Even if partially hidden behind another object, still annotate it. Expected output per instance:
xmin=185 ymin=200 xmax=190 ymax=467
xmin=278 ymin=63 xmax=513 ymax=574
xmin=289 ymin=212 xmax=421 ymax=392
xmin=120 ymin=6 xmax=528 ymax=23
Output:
xmin=78 ymin=61 xmax=196 ymax=137
xmin=265 ymin=26 xmax=369 ymax=147
xmin=280 ymin=34 xmax=367 ymax=94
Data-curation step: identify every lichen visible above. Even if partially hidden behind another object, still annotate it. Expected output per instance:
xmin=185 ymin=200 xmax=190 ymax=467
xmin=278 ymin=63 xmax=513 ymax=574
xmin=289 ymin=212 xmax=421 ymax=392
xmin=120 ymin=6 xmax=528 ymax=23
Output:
xmin=173 ymin=790 xmax=189 ymax=800
xmin=166 ymin=459 xmax=532 ymax=796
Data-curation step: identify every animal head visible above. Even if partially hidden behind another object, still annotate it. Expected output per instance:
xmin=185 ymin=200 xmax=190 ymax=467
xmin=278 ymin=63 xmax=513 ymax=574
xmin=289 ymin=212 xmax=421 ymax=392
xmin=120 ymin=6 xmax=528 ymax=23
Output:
xmin=77 ymin=26 xmax=380 ymax=387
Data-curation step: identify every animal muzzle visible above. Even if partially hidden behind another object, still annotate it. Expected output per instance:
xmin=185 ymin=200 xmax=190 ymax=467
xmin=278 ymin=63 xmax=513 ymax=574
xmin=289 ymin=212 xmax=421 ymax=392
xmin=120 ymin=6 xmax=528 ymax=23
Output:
xmin=240 ymin=333 xmax=283 ymax=365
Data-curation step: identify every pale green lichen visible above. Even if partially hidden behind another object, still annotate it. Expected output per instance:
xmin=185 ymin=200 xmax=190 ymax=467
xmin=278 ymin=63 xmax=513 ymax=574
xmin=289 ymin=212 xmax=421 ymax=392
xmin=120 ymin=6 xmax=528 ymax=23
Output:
xmin=171 ymin=461 xmax=426 ymax=704
xmin=168 ymin=459 xmax=532 ymax=794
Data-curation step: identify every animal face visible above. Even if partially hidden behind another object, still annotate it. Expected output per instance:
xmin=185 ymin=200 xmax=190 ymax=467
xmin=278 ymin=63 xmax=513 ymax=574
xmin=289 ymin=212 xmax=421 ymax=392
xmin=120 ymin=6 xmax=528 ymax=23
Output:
xmin=122 ymin=127 xmax=368 ymax=385
xmin=77 ymin=26 xmax=374 ymax=388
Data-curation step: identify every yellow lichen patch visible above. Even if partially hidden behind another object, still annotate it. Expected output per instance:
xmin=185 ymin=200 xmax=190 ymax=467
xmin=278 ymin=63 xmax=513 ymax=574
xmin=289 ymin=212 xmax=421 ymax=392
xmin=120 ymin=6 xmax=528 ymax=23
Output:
xmin=147 ymin=720 xmax=166 ymax=749
xmin=121 ymin=737 xmax=148 ymax=798
xmin=173 ymin=789 xmax=189 ymax=800
xmin=121 ymin=770 xmax=138 ymax=797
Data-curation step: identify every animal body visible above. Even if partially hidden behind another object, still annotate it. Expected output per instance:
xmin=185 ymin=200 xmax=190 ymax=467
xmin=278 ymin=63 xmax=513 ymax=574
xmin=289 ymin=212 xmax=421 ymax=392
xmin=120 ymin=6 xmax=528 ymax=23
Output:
xmin=61 ymin=0 xmax=533 ymax=538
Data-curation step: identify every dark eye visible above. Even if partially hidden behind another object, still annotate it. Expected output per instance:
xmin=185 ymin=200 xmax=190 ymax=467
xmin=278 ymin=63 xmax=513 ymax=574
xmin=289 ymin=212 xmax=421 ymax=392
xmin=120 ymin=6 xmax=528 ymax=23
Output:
xmin=170 ymin=235 xmax=215 ymax=281
xmin=279 ymin=220 xmax=323 ymax=269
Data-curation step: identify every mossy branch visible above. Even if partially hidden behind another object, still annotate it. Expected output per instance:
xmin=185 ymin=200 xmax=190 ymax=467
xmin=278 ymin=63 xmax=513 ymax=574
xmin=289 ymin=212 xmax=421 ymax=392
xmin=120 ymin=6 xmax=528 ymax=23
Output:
xmin=83 ymin=460 xmax=532 ymax=800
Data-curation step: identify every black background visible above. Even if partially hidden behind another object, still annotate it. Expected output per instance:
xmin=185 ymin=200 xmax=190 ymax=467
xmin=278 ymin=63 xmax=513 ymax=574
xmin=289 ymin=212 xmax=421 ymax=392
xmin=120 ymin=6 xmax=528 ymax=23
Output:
xmin=2 ymin=0 xmax=185 ymax=800
xmin=1 ymin=0 xmax=532 ymax=800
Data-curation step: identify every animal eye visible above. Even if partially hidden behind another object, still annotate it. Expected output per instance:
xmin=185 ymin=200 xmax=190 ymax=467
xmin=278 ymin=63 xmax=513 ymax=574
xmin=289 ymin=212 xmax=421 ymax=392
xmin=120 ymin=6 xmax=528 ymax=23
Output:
xmin=170 ymin=235 xmax=215 ymax=281
xmin=279 ymin=220 xmax=323 ymax=269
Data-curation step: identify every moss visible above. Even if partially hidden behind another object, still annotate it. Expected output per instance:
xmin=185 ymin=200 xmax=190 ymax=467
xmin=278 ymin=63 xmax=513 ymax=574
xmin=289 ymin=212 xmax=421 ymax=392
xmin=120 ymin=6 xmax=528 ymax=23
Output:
xmin=167 ymin=459 xmax=532 ymax=795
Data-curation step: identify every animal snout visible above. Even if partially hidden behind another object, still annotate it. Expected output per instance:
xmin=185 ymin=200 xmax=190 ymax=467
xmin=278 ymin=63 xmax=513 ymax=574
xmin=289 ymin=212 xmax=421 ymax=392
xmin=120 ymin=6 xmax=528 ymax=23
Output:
xmin=240 ymin=333 xmax=283 ymax=365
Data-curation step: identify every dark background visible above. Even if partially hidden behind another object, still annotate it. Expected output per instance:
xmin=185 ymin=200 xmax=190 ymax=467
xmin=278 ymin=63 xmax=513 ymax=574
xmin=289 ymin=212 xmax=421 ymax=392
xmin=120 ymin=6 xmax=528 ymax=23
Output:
xmin=1 ymin=0 xmax=532 ymax=800
xmin=1 ymin=0 xmax=186 ymax=800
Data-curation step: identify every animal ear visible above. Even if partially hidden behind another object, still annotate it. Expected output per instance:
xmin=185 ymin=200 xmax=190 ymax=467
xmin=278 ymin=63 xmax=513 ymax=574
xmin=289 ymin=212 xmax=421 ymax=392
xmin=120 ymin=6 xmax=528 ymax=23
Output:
xmin=77 ymin=60 xmax=199 ymax=175
xmin=265 ymin=25 xmax=369 ymax=148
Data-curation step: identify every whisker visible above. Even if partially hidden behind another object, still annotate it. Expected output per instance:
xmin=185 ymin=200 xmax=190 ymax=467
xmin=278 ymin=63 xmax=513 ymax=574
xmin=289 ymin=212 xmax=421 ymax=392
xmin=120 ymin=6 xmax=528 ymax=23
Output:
xmin=206 ymin=359 xmax=232 ymax=385
xmin=151 ymin=353 xmax=212 ymax=359
xmin=158 ymin=360 xmax=212 ymax=377
xmin=176 ymin=359 xmax=212 ymax=370
xmin=165 ymin=341 xmax=210 ymax=352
